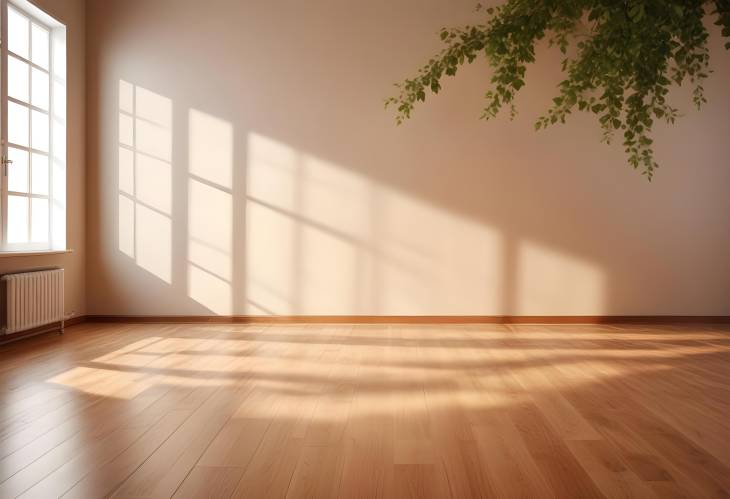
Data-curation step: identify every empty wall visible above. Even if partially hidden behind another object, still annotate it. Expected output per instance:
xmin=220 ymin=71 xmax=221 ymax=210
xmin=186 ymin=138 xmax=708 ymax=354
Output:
xmin=85 ymin=0 xmax=730 ymax=316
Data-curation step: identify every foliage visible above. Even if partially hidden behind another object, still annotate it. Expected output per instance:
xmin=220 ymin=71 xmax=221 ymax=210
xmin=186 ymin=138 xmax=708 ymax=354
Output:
xmin=386 ymin=0 xmax=730 ymax=179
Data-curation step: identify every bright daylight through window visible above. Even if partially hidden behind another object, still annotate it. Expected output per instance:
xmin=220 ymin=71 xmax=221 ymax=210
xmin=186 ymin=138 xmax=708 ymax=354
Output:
xmin=1 ymin=0 xmax=66 ymax=252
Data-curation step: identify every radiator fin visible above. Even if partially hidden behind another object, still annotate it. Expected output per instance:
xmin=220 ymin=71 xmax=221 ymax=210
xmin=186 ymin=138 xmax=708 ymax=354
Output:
xmin=2 ymin=269 xmax=64 ymax=335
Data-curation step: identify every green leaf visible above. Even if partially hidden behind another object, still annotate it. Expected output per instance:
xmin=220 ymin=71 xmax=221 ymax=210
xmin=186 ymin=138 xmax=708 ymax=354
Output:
xmin=386 ymin=0 xmax=722 ymax=180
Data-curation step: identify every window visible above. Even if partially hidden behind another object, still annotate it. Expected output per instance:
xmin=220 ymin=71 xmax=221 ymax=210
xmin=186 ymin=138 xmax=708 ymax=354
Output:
xmin=1 ymin=0 xmax=65 ymax=252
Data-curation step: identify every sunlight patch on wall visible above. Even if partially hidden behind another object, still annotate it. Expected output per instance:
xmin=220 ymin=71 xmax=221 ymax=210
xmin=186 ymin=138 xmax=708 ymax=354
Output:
xmin=136 ymin=204 xmax=172 ymax=283
xmin=187 ymin=109 xmax=233 ymax=315
xmin=187 ymin=179 xmax=232 ymax=314
xmin=295 ymin=155 xmax=374 ymax=312
xmin=298 ymin=156 xmax=372 ymax=241
xmin=246 ymin=202 xmax=298 ymax=314
xmin=118 ymin=194 xmax=134 ymax=258
xmin=136 ymin=153 xmax=172 ymax=214
xmin=135 ymin=86 xmax=172 ymax=128
xmin=516 ymin=240 xmax=605 ymax=314
xmin=372 ymin=188 xmax=503 ymax=314
xmin=117 ymin=80 xmax=173 ymax=284
xmin=135 ymin=116 xmax=171 ymax=162
xmin=246 ymin=132 xmax=503 ymax=315
xmin=247 ymin=133 xmax=298 ymax=211
xmin=188 ymin=264 xmax=232 ymax=315
xmin=189 ymin=109 xmax=233 ymax=189
xmin=118 ymin=113 xmax=133 ymax=146
xmin=118 ymin=147 xmax=134 ymax=195
xmin=188 ymin=180 xmax=232 ymax=280
xmin=298 ymin=223 xmax=363 ymax=312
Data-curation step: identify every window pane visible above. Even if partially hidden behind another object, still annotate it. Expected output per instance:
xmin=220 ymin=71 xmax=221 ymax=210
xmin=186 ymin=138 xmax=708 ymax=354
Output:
xmin=7 ymin=147 xmax=29 ymax=193
xmin=8 ymin=102 xmax=30 ymax=147
xmin=31 ymin=24 xmax=50 ymax=69
xmin=8 ymin=56 xmax=30 ymax=103
xmin=8 ymin=8 xmax=30 ymax=59
xmin=31 ymin=198 xmax=49 ymax=243
xmin=8 ymin=196 xmax=29 ymax=243
xmin=31 ymin=68 xmax=50 ymax=110
xmin=32 ymin=153 xmax=50 ymax=195
xmin=32 ymin=110 xmax=50 ymax=152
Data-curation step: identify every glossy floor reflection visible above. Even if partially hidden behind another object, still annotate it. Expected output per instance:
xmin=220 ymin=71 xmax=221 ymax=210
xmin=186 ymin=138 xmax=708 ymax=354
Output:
xmin=1 ymin=322 xmax=730 ymax=498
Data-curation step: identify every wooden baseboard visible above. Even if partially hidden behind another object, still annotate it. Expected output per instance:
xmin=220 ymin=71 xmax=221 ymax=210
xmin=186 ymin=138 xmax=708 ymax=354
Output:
xmin=0 ymin=315 xmax=87 ymax=346
xmin=82 ymin=315 xmax=730 ymax=325
xmin=65 ymin=315 xmax=86 ymax=327
xmin=1 ymin=322 xmax=62 ymax=346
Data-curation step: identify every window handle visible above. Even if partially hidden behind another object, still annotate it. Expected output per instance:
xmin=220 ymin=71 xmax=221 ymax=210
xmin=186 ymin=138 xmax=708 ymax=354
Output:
xmin=1 ymin=156 xmax=12 ymax=177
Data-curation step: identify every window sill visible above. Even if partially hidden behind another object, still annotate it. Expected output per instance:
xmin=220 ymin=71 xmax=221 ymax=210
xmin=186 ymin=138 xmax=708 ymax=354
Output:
xmin=0 ymin=249 xmax=73 ymax=258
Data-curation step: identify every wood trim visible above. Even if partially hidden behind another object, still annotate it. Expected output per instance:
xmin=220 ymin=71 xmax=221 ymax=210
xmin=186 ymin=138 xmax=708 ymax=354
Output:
xmin=65 ymin=315 xmax=86 ymax=327
xmin=84 ymin=315 xmax=730 ymax=325
xmin=0 ymin=249 xmax=73 ymax=258
xmin=0 ymin=315 xmax=85 ymax=346
xmin=0 ymin=321 xmax=63 ymax=346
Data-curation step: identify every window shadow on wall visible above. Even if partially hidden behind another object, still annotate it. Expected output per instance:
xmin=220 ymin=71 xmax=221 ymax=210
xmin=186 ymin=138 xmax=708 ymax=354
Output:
xmin=115 ymin=77 xmax=606 ymax=317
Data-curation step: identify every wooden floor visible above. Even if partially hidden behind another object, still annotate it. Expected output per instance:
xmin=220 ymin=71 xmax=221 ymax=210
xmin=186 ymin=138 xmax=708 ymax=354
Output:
xmin=0 ymin=323 xmax=729 ymax=498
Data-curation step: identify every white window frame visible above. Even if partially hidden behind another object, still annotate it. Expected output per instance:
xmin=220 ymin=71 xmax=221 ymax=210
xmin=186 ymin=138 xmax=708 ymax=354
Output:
xmin=0 ymin=0 xmax=65 ymax=253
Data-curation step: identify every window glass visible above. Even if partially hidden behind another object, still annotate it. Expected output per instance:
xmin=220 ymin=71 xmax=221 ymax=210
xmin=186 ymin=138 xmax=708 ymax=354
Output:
xmin=31 ymin=24 xmax=50 ymax=69
xmin=7 ymin=196 xmax=29 ymax=243
xmin=3 ymin=5 xmax=65 ymax=252
xmin=32 ymin=110 xmax=50 ymax=152
xmin=31 ymin=198 xmax=49 ymax=242
xmin=32 ymin=153 xmax=49 ymax=195
xmin=8 ymin=55 xmax=29 ymax=102
xmin=8 ymin=147 xmax=29 ymax=193
xmin=8 ymin=8 xmax=30 ymax=59
xmin=8 ymin=101 xmax=30 ymax=147
xmin=31 ymin=67 xmax=49 ymax=110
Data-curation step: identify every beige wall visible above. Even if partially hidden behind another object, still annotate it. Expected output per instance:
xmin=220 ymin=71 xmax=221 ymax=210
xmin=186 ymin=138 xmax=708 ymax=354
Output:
xmin=85 ymin=0 xmax=730 ymax=317
xmin=0 ymin=0 xmax=85 ymax=319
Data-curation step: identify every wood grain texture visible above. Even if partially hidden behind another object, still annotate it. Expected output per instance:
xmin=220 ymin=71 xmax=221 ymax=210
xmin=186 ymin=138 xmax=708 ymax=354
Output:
xmin=0 ymin=321 xmax=729 ymax=498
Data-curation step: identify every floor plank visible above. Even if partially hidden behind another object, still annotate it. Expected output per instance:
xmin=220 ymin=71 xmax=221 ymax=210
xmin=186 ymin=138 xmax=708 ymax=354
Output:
xmin=0 ymin=322 xmax=727 ymax=498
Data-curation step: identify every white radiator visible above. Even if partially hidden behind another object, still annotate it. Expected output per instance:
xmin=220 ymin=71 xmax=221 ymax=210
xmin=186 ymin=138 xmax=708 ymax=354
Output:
xmin=2 ymin=268 xmax=64 ymax=335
